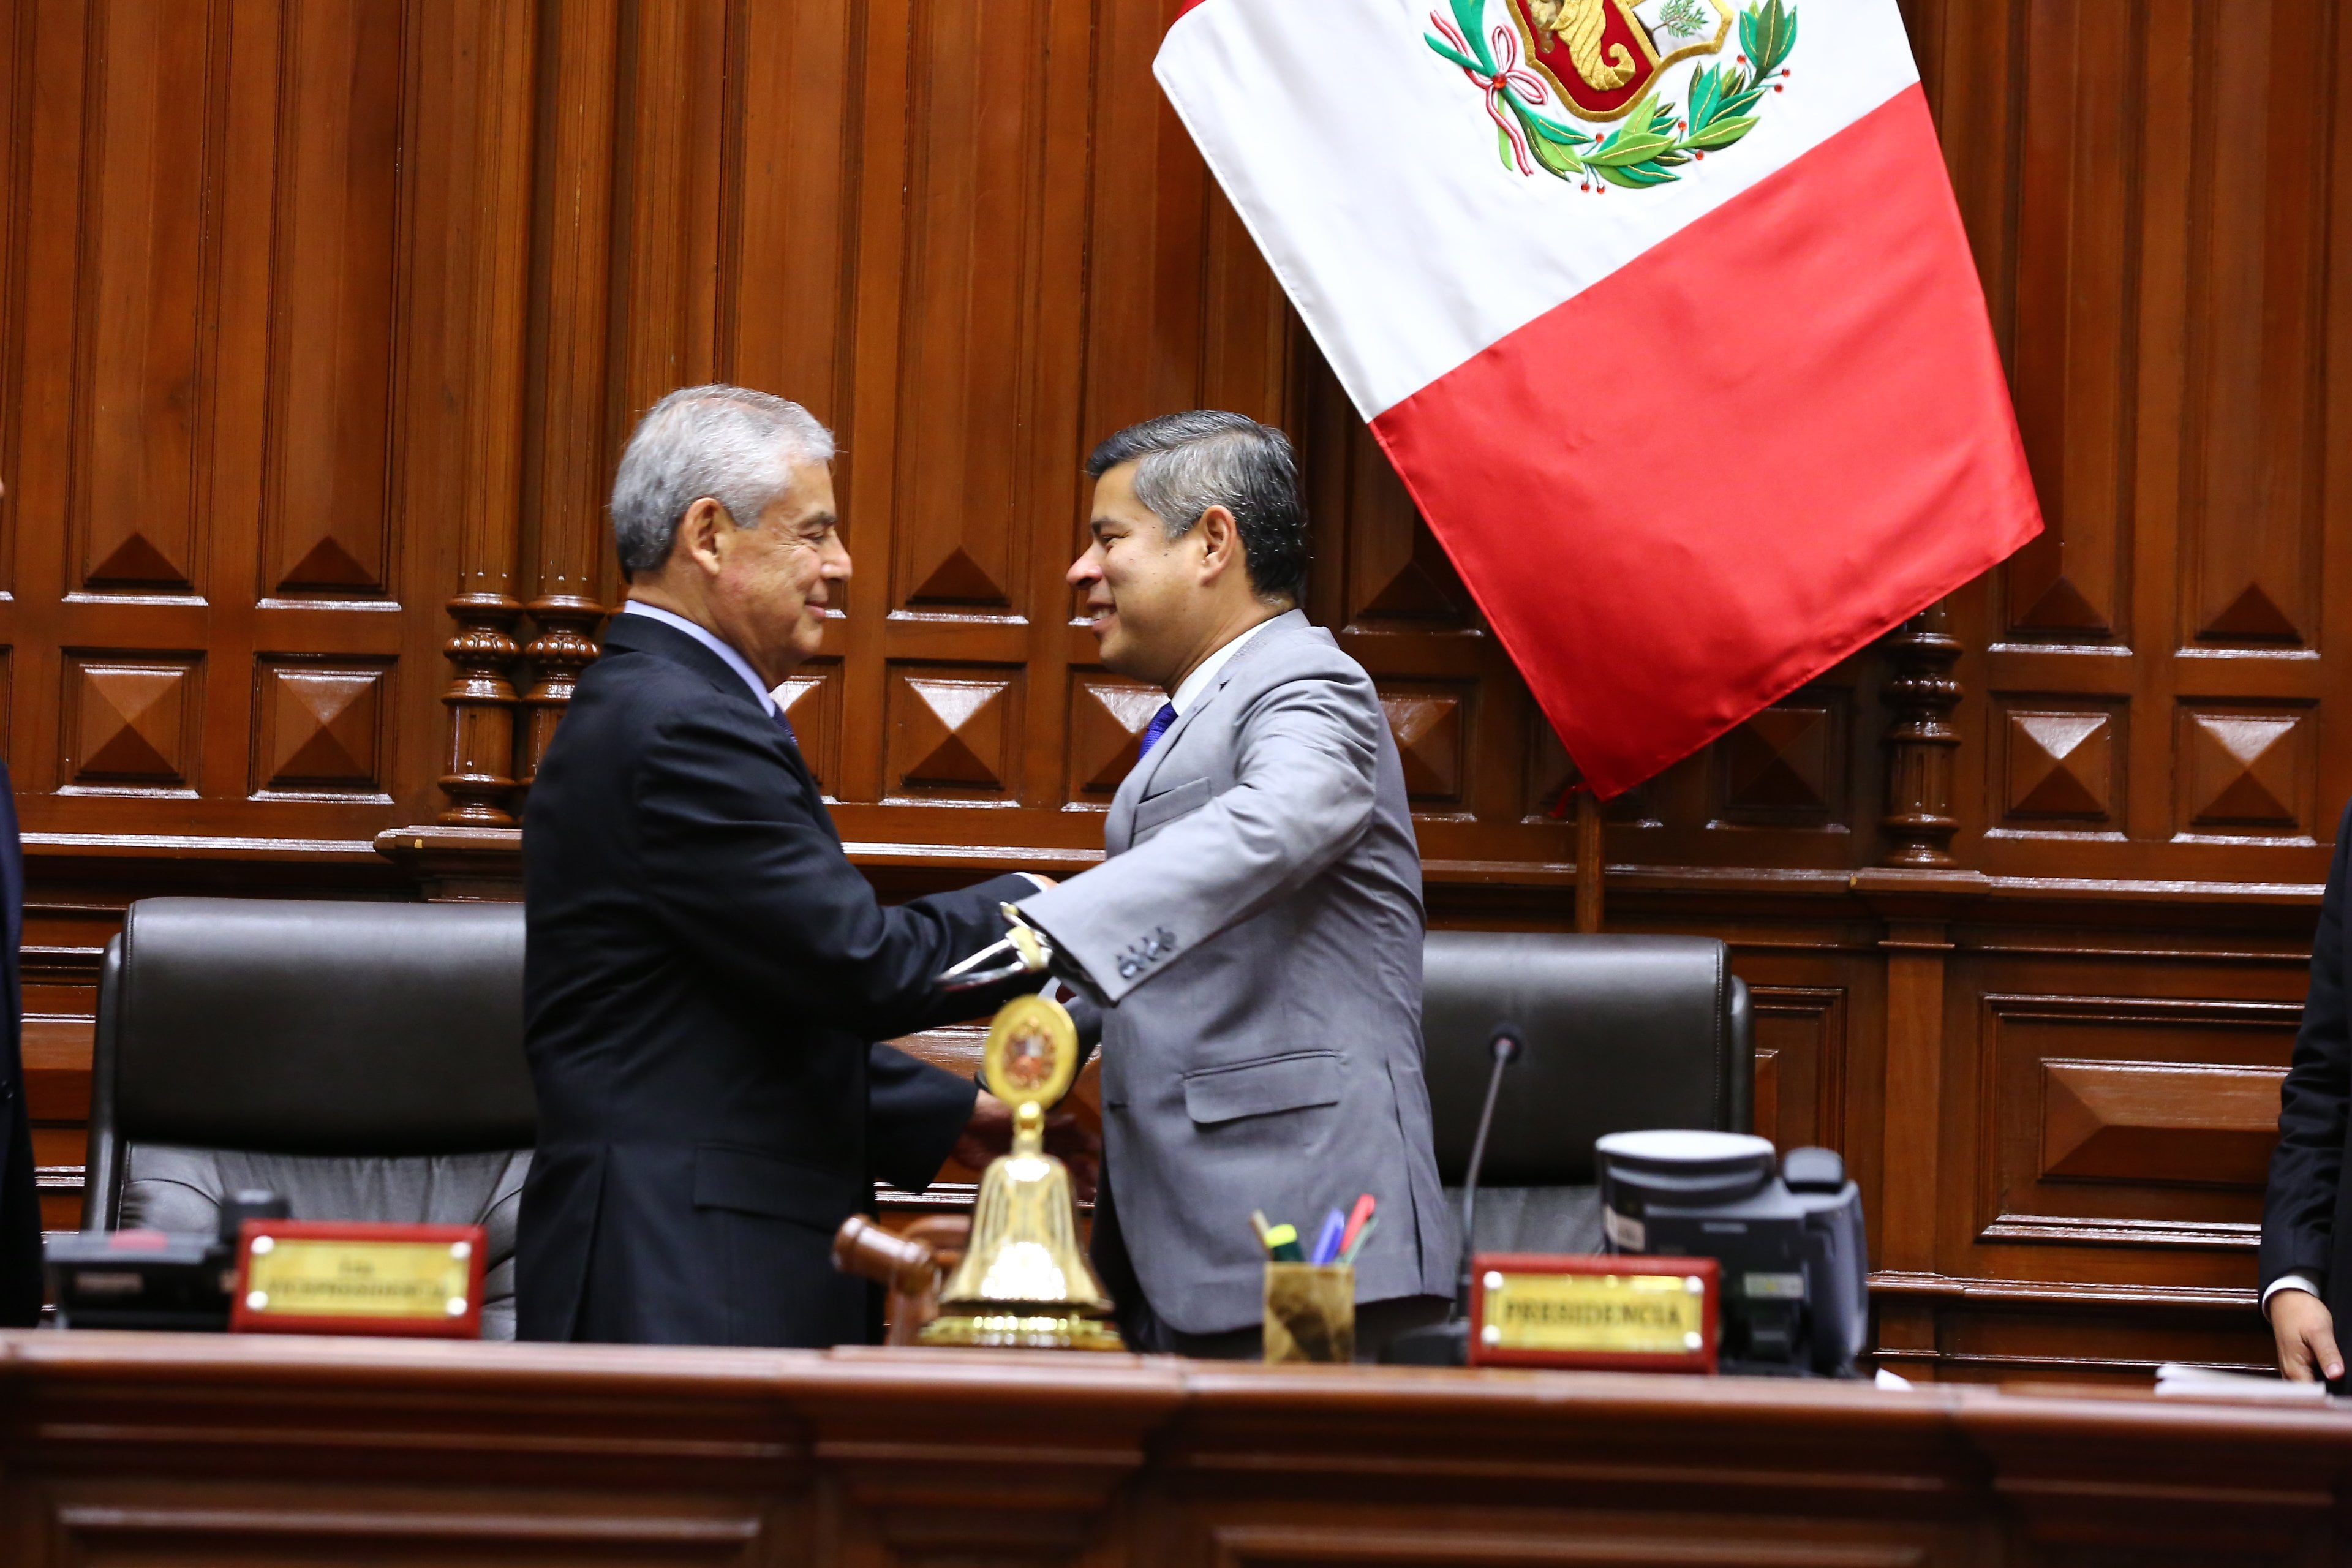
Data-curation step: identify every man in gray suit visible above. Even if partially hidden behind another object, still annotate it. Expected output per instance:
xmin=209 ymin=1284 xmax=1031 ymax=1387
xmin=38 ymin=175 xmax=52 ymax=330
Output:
xmin=1015 ymin=412 xmax=1454 ymax=1357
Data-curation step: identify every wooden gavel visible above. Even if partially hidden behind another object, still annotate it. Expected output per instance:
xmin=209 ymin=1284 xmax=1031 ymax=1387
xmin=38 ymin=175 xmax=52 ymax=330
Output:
xmin=831 ymin=1215 xmax=972 ymax=1346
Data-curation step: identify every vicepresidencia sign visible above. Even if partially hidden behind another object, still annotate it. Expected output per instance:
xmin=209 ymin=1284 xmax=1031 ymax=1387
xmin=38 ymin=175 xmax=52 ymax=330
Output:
xmin=230 ymin=1221 xmax=487 ymax=1338
xmin=1468 ymin=1253 xmax=1719 ymax=1372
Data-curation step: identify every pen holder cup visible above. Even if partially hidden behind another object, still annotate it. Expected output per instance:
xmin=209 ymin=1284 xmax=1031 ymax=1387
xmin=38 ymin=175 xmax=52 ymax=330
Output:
xmin=1263 ymin=1262 xmax=1354 ymax=1364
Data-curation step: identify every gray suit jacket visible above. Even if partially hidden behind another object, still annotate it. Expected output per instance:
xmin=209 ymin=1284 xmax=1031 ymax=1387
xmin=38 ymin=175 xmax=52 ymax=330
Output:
xmin=1019 ymin=610 xmax=1455 ymax=1334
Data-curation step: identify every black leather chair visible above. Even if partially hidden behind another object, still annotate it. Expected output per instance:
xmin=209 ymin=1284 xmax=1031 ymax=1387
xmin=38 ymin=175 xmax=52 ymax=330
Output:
xmin=1422 ymin=932 xmax=1752 ymax=1254
xmin=82 ymin=898 xmax=535 ymax=1338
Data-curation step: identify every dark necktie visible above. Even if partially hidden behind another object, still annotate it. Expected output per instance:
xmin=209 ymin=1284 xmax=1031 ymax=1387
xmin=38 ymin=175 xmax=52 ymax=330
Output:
xmin=1139 ymin=703 xmax=1177 ymax=756
xmin=771 ymin=706 xmax=799 ymax=748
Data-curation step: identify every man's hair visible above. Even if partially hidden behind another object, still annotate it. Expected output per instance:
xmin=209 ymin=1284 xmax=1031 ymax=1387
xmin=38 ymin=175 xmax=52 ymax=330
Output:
xmin=610 ymin=385 xmax=836 ymax=579
xmin=1086 ymin=411 xmax=1308 ymax=603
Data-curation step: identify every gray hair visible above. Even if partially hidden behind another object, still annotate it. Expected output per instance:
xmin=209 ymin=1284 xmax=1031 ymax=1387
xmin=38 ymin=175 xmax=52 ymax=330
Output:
xmin=1086 ymin=411 xmax=1308 ymax=603
xmin=610 ymin=385 xmax=836 ymax=579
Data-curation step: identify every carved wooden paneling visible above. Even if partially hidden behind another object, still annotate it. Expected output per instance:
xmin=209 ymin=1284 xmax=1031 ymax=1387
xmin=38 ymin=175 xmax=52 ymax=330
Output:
xmin=1713 ymin=691 xmax=1850 ymax=829
xmin=2000 ymin=0 xmax=2135 ymax=643
xmin=1068 ymin=671 xmax=1159 ymax=805
xmin=884 ymin=0 xmax=1058 ymax=620
xmin=1993 ymin=699 xmax=2121 ymax=828
xmin=260 ymin=0 xmax=402 ymax=600
xmin=1977 ymin=992 xmax=2301 ymax=1252
xmin=885 ymin=666 xmax=1020 ymax=802
xmin=2039 ymin=1058 xmax=2283 ymax=1188
xmin=251 ymin=660 xmax=389 ymax=799
xmin=70 ymin=0 xmax=223 ymax=596
xmin=2176 ymin=704 xmax=2315 ymax=839
xmin=1751 ymin=985 xmax=1850 ymax=1156
xmin=775 ymin=661 xmax=845 ymax=797
xmin=59 ymin=654 xmax=201 ymax=794
xmin=1378 ymin=683 xmax=1471 ymax=809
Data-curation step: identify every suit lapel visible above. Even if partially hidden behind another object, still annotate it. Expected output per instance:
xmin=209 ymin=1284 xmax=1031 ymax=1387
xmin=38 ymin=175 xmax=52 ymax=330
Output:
xmin=1108 ymin=611 xmax=1305 ymax=846
xmin=605 ymin=614 xmax=829 ymax=821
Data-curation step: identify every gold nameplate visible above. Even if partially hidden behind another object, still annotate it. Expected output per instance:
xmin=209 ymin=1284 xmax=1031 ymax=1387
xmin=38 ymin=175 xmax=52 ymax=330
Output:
xmin=231 ymin=1221 xmax=487 ymax=1338
xmin=1469 ymin=1253 xmax=1717 ymax=1371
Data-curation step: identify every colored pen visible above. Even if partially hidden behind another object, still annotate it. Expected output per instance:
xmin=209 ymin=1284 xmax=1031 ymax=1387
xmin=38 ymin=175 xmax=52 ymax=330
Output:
xmin=1264 ymin=1223 xmax=1305 ymax=1263
xmin=1338 ymin=1193 xmax=1376 ymax=1256
xmin=1338 ymin=1213 xmax=1378 ymax=1266
xmin=1308 ymin=1208 xmax=1348 ymax=1265
xmin=1250 ymin=1209 xmax=1275 ymax=1250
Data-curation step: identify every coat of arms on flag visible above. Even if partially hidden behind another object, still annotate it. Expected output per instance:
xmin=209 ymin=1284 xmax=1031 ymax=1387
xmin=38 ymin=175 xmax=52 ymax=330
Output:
xmin=1428 ymin=0 xmax=1797 ymax=188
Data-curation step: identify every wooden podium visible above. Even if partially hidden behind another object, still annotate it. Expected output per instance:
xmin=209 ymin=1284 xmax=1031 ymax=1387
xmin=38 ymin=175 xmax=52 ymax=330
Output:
xmin=1 ymin=1329 xmax=2345 ymax=1566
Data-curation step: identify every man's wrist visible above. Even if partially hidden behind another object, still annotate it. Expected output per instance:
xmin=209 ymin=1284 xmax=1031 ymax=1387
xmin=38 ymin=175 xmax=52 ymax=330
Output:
xmin=2263 ymin=1273 xmax=2323 ymax=1316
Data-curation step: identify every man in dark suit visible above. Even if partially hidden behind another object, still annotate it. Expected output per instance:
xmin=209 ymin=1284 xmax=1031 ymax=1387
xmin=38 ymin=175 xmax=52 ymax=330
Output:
xmin=2263 ymin=799 xmax=2352 ymax=1383
xmin=517 ymin=385 xmax=1041 ymax=1348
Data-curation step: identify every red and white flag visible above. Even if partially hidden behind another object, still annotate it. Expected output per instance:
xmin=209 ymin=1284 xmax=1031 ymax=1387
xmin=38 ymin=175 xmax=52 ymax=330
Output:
xmin=1157 ymin=0 xmax=2041 ymax=797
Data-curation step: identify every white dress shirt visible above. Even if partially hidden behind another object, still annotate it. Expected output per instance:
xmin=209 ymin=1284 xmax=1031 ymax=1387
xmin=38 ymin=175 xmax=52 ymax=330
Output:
xmin=618 ymin=600 xmax=777 ymax=715
xmin=1168 ymin=616 xmax=1277 ymax=716
xmin=2265 ymin=1273 xmax=2321 ymax=1315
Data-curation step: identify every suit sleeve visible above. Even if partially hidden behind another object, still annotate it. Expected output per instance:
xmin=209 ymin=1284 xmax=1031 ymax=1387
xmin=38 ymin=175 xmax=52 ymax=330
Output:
xmin=1015 ymin=668 xmax=1379 ymax=1004
xmin=2263 ymin=799 xmax=2352 ymax=1294
xmin=635 ymin=706 xmax=1030 ymax=1042
xmin=867 ymin=1042 xmax=978 ymax=1194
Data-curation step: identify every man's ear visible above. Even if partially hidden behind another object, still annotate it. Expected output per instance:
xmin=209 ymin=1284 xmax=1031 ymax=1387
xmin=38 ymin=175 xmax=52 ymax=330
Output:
xmin=676 ymin=497 xmax=730 ymax=579
xmin=1195 ymin=506 xmax=1242 ymax=582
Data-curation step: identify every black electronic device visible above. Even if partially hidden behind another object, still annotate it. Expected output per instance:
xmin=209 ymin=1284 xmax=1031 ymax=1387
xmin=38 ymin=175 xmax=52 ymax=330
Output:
xmin=1596 ymin=1131 xmax=1866 ymax=1377
xmin=1380 ymin=1022 xmax=1523 ymax=1367
xmin=45 ymin=1188 xmax=289 ymax=1332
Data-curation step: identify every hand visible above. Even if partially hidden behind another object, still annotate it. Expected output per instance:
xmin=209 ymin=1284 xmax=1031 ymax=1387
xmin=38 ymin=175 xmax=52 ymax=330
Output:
xmin=2271 ymin=1288 xmax=2343 ymax=1382
xmin=952 ymin=1089 xmax=1012 ymax=1171
xmin=1046 ymin=1110 xmax=1101 ymax=1205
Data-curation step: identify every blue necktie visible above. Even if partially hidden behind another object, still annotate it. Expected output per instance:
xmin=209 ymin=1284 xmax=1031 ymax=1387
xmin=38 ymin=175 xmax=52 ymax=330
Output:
xmin=1139 ymin=703 xmax=1177 ymax=756
xmin=771 ymin=706 xmax=799 ymax=748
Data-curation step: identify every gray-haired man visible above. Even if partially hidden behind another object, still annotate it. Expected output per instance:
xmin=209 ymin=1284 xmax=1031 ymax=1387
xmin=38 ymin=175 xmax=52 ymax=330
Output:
xmin=1017 ymin=412 xmax=1456 ymax=1357
xmin=518 ymin=385 xmax=1049 ymax=1347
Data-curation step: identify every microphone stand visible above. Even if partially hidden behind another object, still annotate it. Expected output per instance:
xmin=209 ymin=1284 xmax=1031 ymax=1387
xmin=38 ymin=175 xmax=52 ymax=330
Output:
xmin=1381 ymin=1022 xmax=1523 ymax=1366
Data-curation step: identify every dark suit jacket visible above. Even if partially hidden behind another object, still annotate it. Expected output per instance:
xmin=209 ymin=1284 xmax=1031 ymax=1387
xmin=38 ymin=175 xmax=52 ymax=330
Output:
xmin=0 ymin=763 xmax=32 ymax=1326
xmin=516 ymin=613 xmax=1029 ymax=1348
xmin=2263 ymin=798 xmax=2352 ymax=1338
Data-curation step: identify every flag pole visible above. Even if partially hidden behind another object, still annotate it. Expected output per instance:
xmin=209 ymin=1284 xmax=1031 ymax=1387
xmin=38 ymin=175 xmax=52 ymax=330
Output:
xmin=1575 ymin=791 xmax=1604 ymax=934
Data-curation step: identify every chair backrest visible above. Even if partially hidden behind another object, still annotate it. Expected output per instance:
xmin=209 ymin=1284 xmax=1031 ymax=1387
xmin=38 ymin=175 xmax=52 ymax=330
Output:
xmin=84 ymin=897 xmax=535 ymax=1229
xmin=1420 ymin=931 xmax=1751 ymax=1186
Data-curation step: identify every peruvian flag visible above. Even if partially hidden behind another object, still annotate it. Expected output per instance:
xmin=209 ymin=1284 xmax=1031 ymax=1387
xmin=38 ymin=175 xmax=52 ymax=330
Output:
xmin=1157 ymin=0 xmax=2041 ymax=797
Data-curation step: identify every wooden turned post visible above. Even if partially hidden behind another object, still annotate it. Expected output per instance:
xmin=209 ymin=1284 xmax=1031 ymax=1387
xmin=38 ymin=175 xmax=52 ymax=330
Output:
xmin=521 ymin=596 xmax=605 ymax=783
xmin=437 ymin=592 xmax=524 ymax=825
xmin=1879 ymin=600 xmax=1962 ymax=867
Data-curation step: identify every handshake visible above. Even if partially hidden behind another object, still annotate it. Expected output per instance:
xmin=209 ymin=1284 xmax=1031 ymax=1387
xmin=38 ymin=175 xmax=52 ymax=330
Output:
xmin=939 ymin=892 xmax=1102 ymax=1200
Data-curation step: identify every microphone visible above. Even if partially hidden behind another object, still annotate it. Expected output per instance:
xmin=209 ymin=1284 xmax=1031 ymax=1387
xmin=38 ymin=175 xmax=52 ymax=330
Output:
xmin=1454 ymin=1022 xmax=1524 ymax=1317
xmin=1381 ymin=1021 xmax=1524 ymax=1366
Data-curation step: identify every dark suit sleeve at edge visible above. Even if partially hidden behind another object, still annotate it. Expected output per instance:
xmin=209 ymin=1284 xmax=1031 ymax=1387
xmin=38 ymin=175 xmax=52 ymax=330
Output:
xmin=867 ymin=1044 xmax=978 ymax=1195
xmin=2262 ymin=798 xmax=2352 ymax=1292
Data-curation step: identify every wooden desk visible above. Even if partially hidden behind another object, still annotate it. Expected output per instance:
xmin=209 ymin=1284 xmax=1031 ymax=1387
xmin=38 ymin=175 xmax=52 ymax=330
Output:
xmin=1 ymin=1330 xmax=2345 ymax=1566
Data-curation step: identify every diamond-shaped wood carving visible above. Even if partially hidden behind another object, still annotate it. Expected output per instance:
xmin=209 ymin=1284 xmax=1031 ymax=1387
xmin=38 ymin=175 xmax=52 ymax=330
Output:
xmin=889 ymin=668 xmax=1016 ymax=797
xmin=905 ymin=545 xmax=1008 ymax=608
xmin=1714 ymin=700 xmax=1839 ymax=821
xmin=1069 ymin=675 xmax=1163 ymax=799
xmin=772 ymin=660 xmax=843 ymax=794
xmin=2201 ymin=582 xmax=2301 ymax=643
xmin=2004 ymin=709 xmax=2113 ymax=820
xmin=258 ymin=663 xmax=383 ymax=790
xmin=65 ymin=654 xmax=200 ymax=790
xmin=255 ymin=662 xmax=385 ymax=793
xmin=2182 ymin=708 xmax=2307 ymax=831
xmin=1379 ymin=686 xmax=1466 ymax=803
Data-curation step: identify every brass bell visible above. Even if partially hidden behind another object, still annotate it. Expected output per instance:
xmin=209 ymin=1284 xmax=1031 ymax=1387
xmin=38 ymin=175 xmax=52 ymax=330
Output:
xmin=919 ymin=993 xmax=1125 ymax=1351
